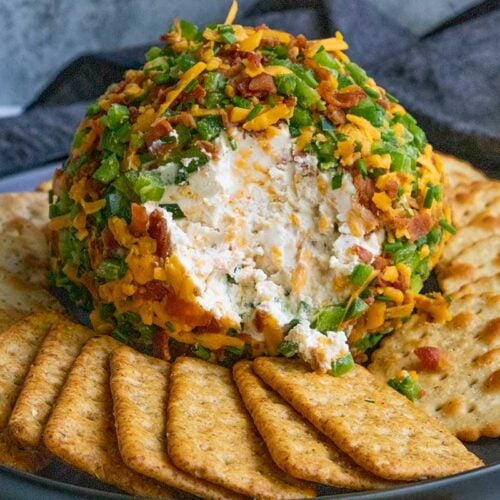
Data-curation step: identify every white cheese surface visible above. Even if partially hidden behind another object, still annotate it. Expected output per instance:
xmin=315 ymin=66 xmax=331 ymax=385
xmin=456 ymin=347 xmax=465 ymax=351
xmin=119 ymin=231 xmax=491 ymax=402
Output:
xmin=147 ymin=125 xmax=383 ymax=364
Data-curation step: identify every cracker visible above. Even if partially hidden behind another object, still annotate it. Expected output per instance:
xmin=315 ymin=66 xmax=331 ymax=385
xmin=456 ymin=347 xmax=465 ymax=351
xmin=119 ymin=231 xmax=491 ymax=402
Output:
xmin=167 ymin=357 xmax=315 ymax=499
xmin=437 ymin=235 xmax=500 ymax=294
xmin=438 ymin=153 xmax=486 ymax=188
xmin=43 ymin=336 xmax=176 ymax=497
xmin=453 ymin=274 xmax=500 ymax=298
xmin=0 ymin=312 xmax=59 ymax=471
xmin=0 ymin=192 xmax=49 ymax=231
xmin=449 ymin=181 xmax=500 ymax=229
xmin=9 ymin=317 xmax=96 ymax=448
xmin=254 ymin=357 xmax=483 ymax=481
xmin=0 ymin=312 xmax=61 ymax=429
xmin=0 ymin=308 xmax=27 ymax=332
xmin=369 ymin=293 xmax=500 ymax=441
xmin=0 ymin=217 xmax=49 ymax=286
xmin=439 ymin=213 xmax=500 ymax=267
xmin=0 ymin=429 xmax=51 ymax=473
xmin=110 ymin=346 xmax=241 ymax=500
xmin=0 ymin=268 xmax=63 ymax=313
xmin=36 ymin=180 xmax=52 ymax=193
xmin=233 ymin=360 xmax=395 ymax=490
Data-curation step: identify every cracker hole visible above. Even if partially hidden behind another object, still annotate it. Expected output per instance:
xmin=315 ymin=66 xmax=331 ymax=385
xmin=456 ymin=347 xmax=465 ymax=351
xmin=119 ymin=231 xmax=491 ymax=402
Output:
xmin=435 ymin=405 xmax=443 ymax=412
xmin=470 ymin=378 xmax=478 ymax=386
xmin=467 ymin=404 xmax=477 ymax=413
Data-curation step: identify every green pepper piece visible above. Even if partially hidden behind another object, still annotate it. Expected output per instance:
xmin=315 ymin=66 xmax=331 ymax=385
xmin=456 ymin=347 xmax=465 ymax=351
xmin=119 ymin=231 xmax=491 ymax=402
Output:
xmin=103 ymin=104 xmax=129 ymax=131
xmin=350 ymin=264 xmax=374 ymax=287
xmin=160 ymin=203 xmax=185 ymax=219
xmin=71 ymin=128 xmax=88 ymax=149
xmin=363 ymin=86 xmax=380 ymax=99
xmin=388 ymin=375 xmax=421 ymax=401
xmin=345 ymin=297 xmax=369 ymax=320
xmin=204 ymin=71 xmax=227 ymax=92
xmin=275 ymin=74 xmax=297 ymax=96
xmin=96 ymin=257 xmax=127 ymax=282
xmin=85 ymin=101 xmax=102 ymax=117
xmin=349 ymin=98 xmax=385 ymax=127
xmin=390 ymin=151 xmax=413 ymax=173
xmin=218 ymin=25 xmax=236 ymax=44
xmin=356 ymin=159 xmax=368 ymax=177
xmin=311 ymin=305 xmax=345 ymax=333
xmin=179 ymin=19 xmax=199 ymax=41
xmin=93 ymin=153 xmax=120 ymax=184
xmin=232 ymin=96 xmax=252 ymax=108
xmin=132 ymin=173 xmax=165 ymax=203
xmin=145 ymin=46 xmax=163 ymax=62
xmin=345 ymin=62 xmax=368 ymax=86
xmin=331 ymin=174 xmax=343 ymax=190
xmin=192 ymin=343 xmax=211 ymax=361
xmin=291 ymin=107 xmax=313 ymax=127
xmin=196 ymin=115 xmax=222 ymax=140
xmin=278 ymin=340 xmax=299 ymax=358
xmin=313 ymin=48 xmax=340 ymax=73
xmin=354 ymin=333 xmax=384 ymax=352
xmin=439 ymin=218 xmax=456 ymax=235
xmin=330 ymin=353 xmax=355 ymax=376
xmin=295 ymin=78 xmax=321 ymax=109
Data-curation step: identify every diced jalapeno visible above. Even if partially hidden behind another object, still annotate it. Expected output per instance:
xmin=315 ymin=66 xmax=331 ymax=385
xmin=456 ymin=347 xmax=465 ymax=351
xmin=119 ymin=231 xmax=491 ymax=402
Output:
xmin=331 ymin=173 xmax=343 ymax=190
xmin=345 ymin=62 xmax=368 ymax=86
xmin=313 ymin=48 xmax=340 ymax=73
xmin=93 ymin=153 xmax=120 ymax=184
xmin=179 ymin=19 xmax=199 ymax=40
xmin=218 ymin=25 xmax=236 ymax=44
xmin=103 ymin=104 xmax=130 ymax=130
xmin=295 ymin=78 xmax=320 ymax=108
xmin=330 ymin=353 xmax=355 ymax=376
xmin=192 ymin=343 xmax=211 ymax=360
xmin=349 ymin=98 xmax=385 ymax=127
xmin=160 ymin=203 xmax=185 ymax=219
xmin=354 ymin=333 xmax=384 ymax=352
xmin=204 ymin=71 xmax=227 ymax=92
xmin=232 ymin=96 xmax=252 ymax=108
xmin=196 ymin=115 xmax=222 ymax=140
xmin=96 ymin=257 xmax=127 ymax=282
xmin=275 ymin=74 xmax=297 ymax=96
xmin=350 ymin=264 xmax=374 ymax=287
xmin=291 ymin=107 xmax=313 ymax=127
xmin=345 ymin=297 xmax=369 ymax=320
xmin=278 ymin=340 xmax=299 ymax=358
xmin=145 ymin=46 xmax=163 ymax=61
xmin=311 ymin=305 xmax=345 ymax=333
xmin=388 ymin=375 xmax=421 ymax=401
xmin=356 ymin=159 xmax=368 ymax=177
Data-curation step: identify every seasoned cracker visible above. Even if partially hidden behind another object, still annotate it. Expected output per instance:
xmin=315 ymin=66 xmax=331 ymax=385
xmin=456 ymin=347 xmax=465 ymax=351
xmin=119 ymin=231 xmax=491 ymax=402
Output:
xmin=9 ymin=317 xmax=96 ymax=448
xmin=167 ymin=357 xmax=315 ymax=499
xmin=0 ymin=312 xmax=61 ymax=428
xmin=110 ymin=346 xmax=241 ymax=500
xmin=0 ymin=268 xmax=63 ymax=313
xmin=36 ymin=180 xmax=52 ymax=193
xmin=449 ymin=181 xmax=500 ymax=228
xmin=437 ymin=235 xmax=500 ymax=294
xmin=0 ymin=192 xmax=49 ymax=231
xmin=43 ymin=336 xmax=176 ymax=497
xmin=453 ymin=274 xmax=500 ymax=298
xmin=233 ymin=360 xmax=395 ymax=490
xmin=0 ymin=429 xmax=51 ymax=473
xmin=439 ymin=213 xmax=500 ymax=266
xmin=254 ymin=357 xmax=483 ymax=481
xmin=0 ymin=217 xmax=49 ymax=286
xmin=369 ymin=293 xmax=500 ymax=441
xmin=0 ymin=308 xmax=27 ymax=332
xmin=439 ymin=153 xmax=486 ymax=188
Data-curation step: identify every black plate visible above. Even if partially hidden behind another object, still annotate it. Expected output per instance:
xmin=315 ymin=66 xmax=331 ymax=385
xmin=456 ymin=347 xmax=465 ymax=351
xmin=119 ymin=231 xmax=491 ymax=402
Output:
xmin=1 ymin=167 xmax=499 ymax=499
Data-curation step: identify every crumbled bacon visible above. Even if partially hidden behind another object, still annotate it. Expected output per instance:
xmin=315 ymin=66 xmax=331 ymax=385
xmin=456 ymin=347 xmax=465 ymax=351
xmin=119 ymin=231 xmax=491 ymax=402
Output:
xmin=414 ymin=346 xmax=441 ymax=371
xmin=129 ymin=203 xmax=149 ymax=237
xmin=167 ymin=112 xmax=196 ymax=128
xmin=109 ymin=80 xmax=127 ymax=95
xmin=101 ymin=227 xmax=120 ymax=252
xmin=128 ymin=106 xmax=140 ymax=123
xmin=334 ymin=88 xmax=367 ymax=108
xmin=186 ymin=84 xmax=206 ymax=100
xmin=153 ymin=330 xmax=171 ymax=360
xmin=377 ymin=96 xmax=391 ymax=110
xmin=408 ymin=214 xmax=432 ymax=241
xmin=353 ymin=173 xmax=375 ymax=208
xmin=325 ymin=105 xmax=346 ymax=125
xmin=386 ymin=180 xmax=399 ymax=199
xmin=195 ymin=140 xmax=218 ymax=159
xmin=148 ymin=209 xmax=170 ymax=258
xmin=248 ymin=73 xmax=276 ymax=94
xmin=145 ymin=119 xmax=173 ymax=146
xmin=372 ymin=255 xmax=389 ymax=271
xmin=140 ymin=280 xmax=170 ymax=300
xmin=52 ymin=169 xmax=68 ymax=197
xmin=354 ymin=245 xmax=373 ymax=263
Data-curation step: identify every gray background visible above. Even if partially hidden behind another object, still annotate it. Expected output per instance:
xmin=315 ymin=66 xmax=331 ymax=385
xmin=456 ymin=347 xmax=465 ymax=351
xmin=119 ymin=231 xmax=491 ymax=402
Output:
xmin=0 ymin=0 xmax=479 ymax=107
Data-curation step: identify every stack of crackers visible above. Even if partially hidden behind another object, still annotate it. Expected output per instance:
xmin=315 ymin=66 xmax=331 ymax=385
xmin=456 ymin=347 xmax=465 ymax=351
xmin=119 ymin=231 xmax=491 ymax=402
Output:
xmin=0 ymin=153 xmax=497 ymax=498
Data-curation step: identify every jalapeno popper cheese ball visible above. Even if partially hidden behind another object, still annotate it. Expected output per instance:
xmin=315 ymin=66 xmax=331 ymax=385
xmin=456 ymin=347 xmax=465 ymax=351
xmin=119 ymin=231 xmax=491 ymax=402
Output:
xmin=48 ymin=3 xmax=452 ymax=373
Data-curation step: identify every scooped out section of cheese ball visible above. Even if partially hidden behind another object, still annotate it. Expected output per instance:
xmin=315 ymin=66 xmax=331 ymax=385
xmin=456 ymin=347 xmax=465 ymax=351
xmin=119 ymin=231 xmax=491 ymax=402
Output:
xmin=48 ymin=11 xmax=451 ymax=372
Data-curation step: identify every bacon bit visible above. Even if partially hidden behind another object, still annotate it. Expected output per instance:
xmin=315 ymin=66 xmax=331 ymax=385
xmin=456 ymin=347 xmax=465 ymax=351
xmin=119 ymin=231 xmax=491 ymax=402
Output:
xmin=101 ymin=227 xmax=121 ymax=252
xmin=148 ymin=209 xmax=170 ymax=258
xmin=140 ymin=280 xmax=170 ymax=300
xmin=195 ymin=139 xmax=218 ymax=159
xmin=414 ymin=346 xmax=441 ymax=371
xmin=129 ymin=203 xmax=149 ymax=237
xmin=52 ymin=169 xmax=68 ymax=197
xmin=334 ymin=87 xmax=367 ymax=108
xmin=153 ymin=330 xmax=171 ymax=360
xmin=392 ymin=215 xmax=410 ymax=230
xmin=386 ymin=180 xmax=399 ymax=199
xmin=325 ymin=105 xmax=346 ymax=125
xmin=302 ymin=58 xmax=331 ymax=81
xmin=353 ymin=173 xmax=375 ymax=208
xmin=408 ymin=214 xmax=432 ymax=241
xmin=187 ymin=84 xmax=206 ymax=100
xmin=145 ymin=119 xmax=173 ymax=146
xmin=377 ymin=96 xmax=391 ymax=110
xmin=89 ymin=238 xmax=103 ymax=269
xmin=354 ymin=245 xmax=373 ymax=263
xmin=372 ymin=255 xmax=389 ymax=271
xmin=128 ymin=106 xmax=140 ymax=123
xmin=109 ymin=80 xmax=127 ymax=95
xmin=248 ymin=73 xmax=276 ymax=94
xmin=167 ymin=112 xmax=196 ymax=128
xmin=246 ymin=51 xmax=263 ymax=68
xmin=220 ymin=109 xmax=230 ymax=130
xmin=295 ymin=34 xmax=308 ymax=49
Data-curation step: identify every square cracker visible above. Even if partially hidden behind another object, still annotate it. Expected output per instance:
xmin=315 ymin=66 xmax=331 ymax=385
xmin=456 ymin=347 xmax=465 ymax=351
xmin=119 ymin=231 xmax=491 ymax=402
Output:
xmin=0 ymin=312 xmax=61 ymax=429
xmin=0 ymin=192 xmax=49 ymax=231
xmin=110 ymin=346 xmax=241 ymax=500
xmin=437 ymin=235 xmax=500 ymax=294
xmin=438 ymin=153 xmax=486 ymax=188
xmin=253 ymin=357 xmax=483 ymax=482
xmin=0 ymin=308 xmax=28 ymax=333
xmin=0 ymin=312 xmax=59 ymax=471
xmin=9 ymin=317 xmax=96 ymax=448
xmin=453 ymin=274 xmax=500 ymax=298
xmin=233 ymin=360 xmax=396 ymax=490
xmin=167 ymin=357 xmax=316 ymax=499
xmin=43 ymin=336 xmax=177 ymax=497
xmin=369 ymin=293 xmax=500 ymax=441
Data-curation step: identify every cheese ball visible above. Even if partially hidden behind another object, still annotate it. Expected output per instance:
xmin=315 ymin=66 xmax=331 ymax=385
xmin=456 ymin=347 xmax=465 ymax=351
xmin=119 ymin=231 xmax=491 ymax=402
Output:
xmin=48 ymin=16 xmax=451 ymax=372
